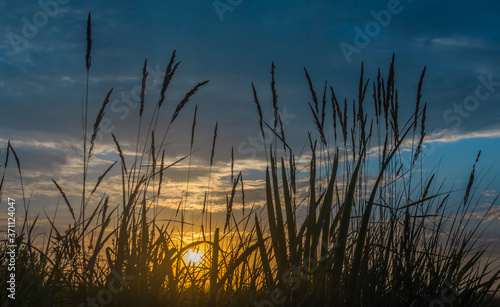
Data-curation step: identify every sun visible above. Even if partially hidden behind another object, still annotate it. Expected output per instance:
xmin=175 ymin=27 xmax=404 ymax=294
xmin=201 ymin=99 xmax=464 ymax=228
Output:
xmin=183 ymin=249 xmax=204 ymax=266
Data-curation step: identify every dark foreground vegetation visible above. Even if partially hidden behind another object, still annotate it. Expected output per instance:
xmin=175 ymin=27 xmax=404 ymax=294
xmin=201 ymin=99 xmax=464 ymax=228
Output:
xmin=1 ymin=13 xmax=499 ymax=307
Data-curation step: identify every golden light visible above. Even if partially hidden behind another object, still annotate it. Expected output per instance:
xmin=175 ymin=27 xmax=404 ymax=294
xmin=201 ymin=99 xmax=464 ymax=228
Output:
xmin=183 ymin=249 xmax=204 ymax=266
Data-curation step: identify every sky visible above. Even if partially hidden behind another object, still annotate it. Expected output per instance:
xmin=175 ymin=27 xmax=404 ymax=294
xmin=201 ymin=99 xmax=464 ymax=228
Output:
xmin=0 ymin=0 xmax=499 ymax=242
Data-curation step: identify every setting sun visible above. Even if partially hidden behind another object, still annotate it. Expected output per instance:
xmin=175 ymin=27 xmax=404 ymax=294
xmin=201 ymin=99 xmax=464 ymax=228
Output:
xmin=2 ymin=2 xmax=500 ymax=306
xmin=183 ymin=249 xmax=204 ymax=266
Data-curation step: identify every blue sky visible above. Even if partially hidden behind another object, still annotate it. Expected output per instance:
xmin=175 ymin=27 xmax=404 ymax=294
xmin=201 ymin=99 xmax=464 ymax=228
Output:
xmin=0 ymin=0 xmax=499 ymax=238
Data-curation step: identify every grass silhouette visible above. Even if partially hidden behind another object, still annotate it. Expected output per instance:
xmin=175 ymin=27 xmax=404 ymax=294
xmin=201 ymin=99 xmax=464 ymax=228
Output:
xmin=1 ymin=13 xmax=499 ymax=307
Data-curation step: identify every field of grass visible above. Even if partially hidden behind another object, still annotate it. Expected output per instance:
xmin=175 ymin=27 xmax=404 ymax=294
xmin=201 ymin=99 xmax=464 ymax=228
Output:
xmin=1 ymin=13 xmax=499 ymax=307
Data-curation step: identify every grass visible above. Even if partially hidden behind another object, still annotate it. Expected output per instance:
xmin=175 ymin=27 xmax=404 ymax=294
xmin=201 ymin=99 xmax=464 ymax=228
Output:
xmin=1 ymin=14 xmax=500 ymax=306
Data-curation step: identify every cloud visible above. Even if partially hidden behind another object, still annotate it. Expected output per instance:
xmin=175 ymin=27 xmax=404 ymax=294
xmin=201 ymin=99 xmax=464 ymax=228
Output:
xmin=1 ymin=0 xmax=500 ymax=244
xmin=425 ymin=128 xmax=500 ymax=144
xmin=484 ymin=190 xmax=498 ymax=198
xmin=457 ymin=206 xmax=500 ymax=223
xmin=416 ymin=36 xmax=494 ymax=49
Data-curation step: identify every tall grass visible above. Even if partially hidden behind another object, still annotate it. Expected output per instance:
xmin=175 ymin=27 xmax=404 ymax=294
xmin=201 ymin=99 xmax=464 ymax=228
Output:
xmin=1 ymin=14 xmax=499 ymax=307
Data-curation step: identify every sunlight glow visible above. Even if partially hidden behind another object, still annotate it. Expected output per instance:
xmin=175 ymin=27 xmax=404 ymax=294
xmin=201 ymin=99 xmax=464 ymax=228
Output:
xmin=183 ymin=249 xmax=204 ymax=266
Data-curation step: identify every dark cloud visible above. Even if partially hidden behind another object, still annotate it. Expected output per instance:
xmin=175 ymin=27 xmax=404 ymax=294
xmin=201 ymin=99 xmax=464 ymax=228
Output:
xmin=0 ymin=0 xmax=499 ymax=222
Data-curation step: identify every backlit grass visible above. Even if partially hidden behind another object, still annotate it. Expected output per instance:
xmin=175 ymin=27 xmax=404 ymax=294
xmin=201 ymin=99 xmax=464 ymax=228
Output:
xmin=1 ymin=13 xmax=499 ymax=307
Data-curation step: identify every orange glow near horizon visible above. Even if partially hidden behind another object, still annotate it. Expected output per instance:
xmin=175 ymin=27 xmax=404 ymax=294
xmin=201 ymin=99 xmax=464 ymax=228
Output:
xmin=183 ymin=249 xmax=204 ymax=266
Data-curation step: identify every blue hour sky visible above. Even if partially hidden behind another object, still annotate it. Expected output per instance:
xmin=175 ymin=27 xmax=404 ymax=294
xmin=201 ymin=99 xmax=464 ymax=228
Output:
xmin=0 ymin=0 xmax=499 ymax=238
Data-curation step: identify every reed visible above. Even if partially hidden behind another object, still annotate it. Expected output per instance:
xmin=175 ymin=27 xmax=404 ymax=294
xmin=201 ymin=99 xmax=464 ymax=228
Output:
xmin=1 ymin=15 xmax=499 ymax=307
